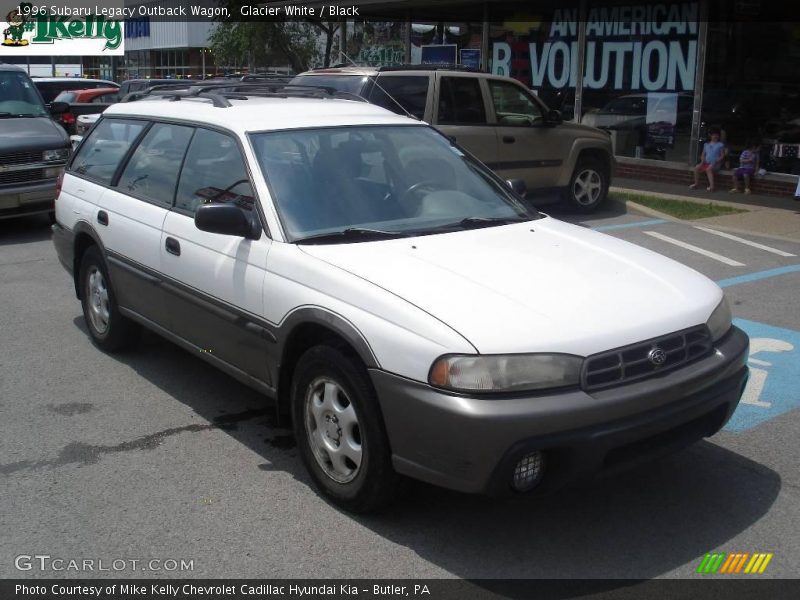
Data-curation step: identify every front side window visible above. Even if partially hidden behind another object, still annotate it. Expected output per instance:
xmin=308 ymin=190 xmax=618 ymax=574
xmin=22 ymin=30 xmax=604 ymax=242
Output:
xmin=175 ymin=128 xmax=254 ymax=215
xmin=0 ymin=71 xmax=48 ymax=117
xmin=118 ymin=123 xmax=194 ymax=206
xmin=369 ymin=76 xmax=429 ymax=119
xmin=71 ymin=118 xmax=146 ymax=185
xmin=488 ymin=80 xmax=543 ymax=125
xmin=250 ymin=125 xmax=536 ymax=242
xmin=437 ymin=77 xmax=487 ymax=125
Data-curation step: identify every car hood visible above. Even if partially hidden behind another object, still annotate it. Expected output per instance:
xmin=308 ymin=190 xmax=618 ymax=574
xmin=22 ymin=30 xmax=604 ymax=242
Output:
xmin=0 ymin=116 xmax=69 ymax=152
xmin=299 ymin=218 xmax=722 ymax=356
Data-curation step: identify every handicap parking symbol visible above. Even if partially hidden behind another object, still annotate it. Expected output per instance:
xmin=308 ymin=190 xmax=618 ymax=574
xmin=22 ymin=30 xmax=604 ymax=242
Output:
xmin=725 ymin=318 xmax=800 ymax=432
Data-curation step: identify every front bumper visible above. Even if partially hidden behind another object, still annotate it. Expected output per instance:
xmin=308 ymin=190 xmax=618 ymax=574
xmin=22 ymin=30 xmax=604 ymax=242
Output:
xmin=0 ymin=180 xmax=57 ymax=219
xmin=370 ymin=326 xmax=749 ymax=495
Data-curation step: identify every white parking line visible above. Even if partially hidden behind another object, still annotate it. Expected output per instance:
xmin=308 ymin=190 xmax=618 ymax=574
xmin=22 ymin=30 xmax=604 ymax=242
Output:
xmin=693 ymin=226 xmax=797 ymax=257
xmin=643 ymin=231 xmax=746 ymax=266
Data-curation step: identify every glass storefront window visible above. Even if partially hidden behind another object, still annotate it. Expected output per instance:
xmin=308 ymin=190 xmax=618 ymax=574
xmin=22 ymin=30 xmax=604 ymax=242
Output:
xmin=703 ymin=15 xmax=800 ymax=174
xmin=346 ymin=21 xmax=408 ymax=67
xmin=411 ymin=22 xmax=482 ymax=66
xmin=579 ymin=1 xmax=699 ymax=163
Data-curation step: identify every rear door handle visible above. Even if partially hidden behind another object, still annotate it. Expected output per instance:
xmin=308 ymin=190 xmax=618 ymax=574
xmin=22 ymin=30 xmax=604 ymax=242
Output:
xmin=97 ymin=210 xmax=108 ymax=226
xmin=502 ymin=135 xmax=516 ymax=144
xmin=165 ymin=237 xmax=181 ymax=256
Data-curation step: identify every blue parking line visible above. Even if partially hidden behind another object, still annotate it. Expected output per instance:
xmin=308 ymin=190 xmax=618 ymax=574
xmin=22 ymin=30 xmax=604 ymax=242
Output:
xmin=717 ymin=265 xmax=800 ymax=288
xmin=592 ymin=219 xmax=667 ymax=232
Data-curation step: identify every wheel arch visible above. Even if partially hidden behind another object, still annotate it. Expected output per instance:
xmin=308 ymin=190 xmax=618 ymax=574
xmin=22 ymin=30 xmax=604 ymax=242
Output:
xmin=275 ymin=308 xmax=380 ymax=417
xmin=71 ymin=221 xmax=105 ymax=299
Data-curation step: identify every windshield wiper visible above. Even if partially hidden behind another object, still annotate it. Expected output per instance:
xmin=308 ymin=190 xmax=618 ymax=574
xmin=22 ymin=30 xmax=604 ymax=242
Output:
xmin=0 ymin=113 xmax=43 ymax=118
xmin=415 ymin=216 xmax=531 ymax=234
xmin=295 ymin=227 xmax=410 ymax=244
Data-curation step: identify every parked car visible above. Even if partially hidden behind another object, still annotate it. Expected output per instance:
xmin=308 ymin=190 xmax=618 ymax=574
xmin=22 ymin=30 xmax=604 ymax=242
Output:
xmin=291 ymin=66 xmax=615 ymax=212
xmin=0 ymin=63 xmax=71 ymax=220
xmin=52 ymin=87 xmax=748 ymax=512
xmin=52 ymin=87 xmax=121 ymax=134
xmin=31 ymin=77 xmax=118 ymax=103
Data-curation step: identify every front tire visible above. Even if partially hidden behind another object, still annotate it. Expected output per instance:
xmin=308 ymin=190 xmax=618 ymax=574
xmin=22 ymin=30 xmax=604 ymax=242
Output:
xmin=291 ymin=344 xmax=399 ymax=513
xmin=566 ymin=157 xmax=609 ymax=213
xmin=79 ymin=246 xmax=140 ymax=352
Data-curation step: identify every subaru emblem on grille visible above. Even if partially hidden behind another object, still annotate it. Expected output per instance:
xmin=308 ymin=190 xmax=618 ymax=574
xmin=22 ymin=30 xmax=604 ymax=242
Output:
xmin=648 ymin=347 xmax=667 ymax=366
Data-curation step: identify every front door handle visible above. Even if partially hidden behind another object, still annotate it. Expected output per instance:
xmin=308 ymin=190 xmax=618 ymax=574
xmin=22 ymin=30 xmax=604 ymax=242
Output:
xmin=165 ymin=237 xmax=181 ymax=256
xmin=502 ymin=135 xmax=516 ymax=144
xmin=97 ymin=210 xmax=108 ymax=226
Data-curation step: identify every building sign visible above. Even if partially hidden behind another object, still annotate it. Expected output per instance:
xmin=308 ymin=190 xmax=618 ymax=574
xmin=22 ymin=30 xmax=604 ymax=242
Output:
xmin=421 ymin=44 xmax=457 ymax=65
xmin=1 ymin=3 xmax=124 ymax=55
xmin=492 ymin=2 xmax=698 ymax=92
xmin=125 ymin=17 xmax=150 ymax=39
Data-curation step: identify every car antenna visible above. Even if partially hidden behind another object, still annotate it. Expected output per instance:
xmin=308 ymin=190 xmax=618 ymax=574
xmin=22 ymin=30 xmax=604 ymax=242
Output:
xmin=338 ymin=51 xmax=420 ymax=121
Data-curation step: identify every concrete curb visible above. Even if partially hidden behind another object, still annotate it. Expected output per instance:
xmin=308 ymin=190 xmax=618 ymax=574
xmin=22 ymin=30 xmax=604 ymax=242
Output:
xmin=610 ymin=186 xmax=756 ymax=212
xmin=610 ymin=195 xmax=800 ymax=245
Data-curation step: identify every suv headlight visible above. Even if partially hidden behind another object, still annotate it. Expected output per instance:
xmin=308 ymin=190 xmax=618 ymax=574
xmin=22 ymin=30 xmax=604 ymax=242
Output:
xmin=706 ymin=296 xmax=732 ymax=342
xmin=429 ymin=354 xmax=582 ymax=393
xmin=43 ymin=148 xmax=70 ymax=162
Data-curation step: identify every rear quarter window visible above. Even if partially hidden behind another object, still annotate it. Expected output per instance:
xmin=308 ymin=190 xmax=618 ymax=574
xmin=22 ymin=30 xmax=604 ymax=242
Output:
xmin=70 ymin=118 xmax=147 ymax=185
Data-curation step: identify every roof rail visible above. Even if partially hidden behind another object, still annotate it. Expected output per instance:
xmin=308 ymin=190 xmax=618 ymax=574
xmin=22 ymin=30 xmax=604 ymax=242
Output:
xmin=121 ymin=82 xmax=369 ymax=107
xmin=376 ymin=63 xmax=484 ymax=73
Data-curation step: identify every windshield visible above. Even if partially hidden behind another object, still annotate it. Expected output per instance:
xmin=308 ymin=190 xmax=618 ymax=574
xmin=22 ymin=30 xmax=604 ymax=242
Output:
xmin=250 ymin=125 xmax=538 ymax=242
xmin=0 ymin=71 xmax=48 ymax=117
xmin=289 ymin=75 xmax=368 ymax=95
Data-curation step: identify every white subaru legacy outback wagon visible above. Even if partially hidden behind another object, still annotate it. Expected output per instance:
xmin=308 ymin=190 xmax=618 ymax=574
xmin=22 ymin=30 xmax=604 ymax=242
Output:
xmin=52 ymin=85 xmax=749 ymax=512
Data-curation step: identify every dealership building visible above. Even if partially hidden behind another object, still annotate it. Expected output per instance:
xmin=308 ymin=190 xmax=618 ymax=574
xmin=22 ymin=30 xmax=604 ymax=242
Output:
xmin=9 ymin=0 xmax=800 ymax=196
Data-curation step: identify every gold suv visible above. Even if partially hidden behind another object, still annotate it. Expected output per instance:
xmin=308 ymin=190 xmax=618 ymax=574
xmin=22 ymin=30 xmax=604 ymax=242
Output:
xmin=292 ymin=66 xmax=615 ymax=212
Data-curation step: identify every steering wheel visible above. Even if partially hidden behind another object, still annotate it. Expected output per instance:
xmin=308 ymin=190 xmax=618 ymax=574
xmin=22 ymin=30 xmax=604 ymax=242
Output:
xmin=398 ymin=180 xmax=448 ymax=205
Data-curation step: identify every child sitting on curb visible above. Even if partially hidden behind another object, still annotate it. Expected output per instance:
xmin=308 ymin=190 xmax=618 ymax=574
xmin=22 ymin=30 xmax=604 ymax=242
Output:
xmin=690 ymin=128 xmax=726 ymax=192
xmin=730 ymin=140 xmax=760 ymax=194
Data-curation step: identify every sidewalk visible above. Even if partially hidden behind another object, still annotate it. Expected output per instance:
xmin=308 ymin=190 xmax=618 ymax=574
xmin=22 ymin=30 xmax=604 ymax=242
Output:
xmin=612 ymin=177 xmax=800 ymax=243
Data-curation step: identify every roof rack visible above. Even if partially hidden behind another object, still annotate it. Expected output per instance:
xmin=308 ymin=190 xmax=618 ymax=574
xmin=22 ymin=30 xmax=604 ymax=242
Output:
xmin=376 ymin=63 xmax=485 ymax=73
xmin=121 ymin=82 xmax=368 ymax=107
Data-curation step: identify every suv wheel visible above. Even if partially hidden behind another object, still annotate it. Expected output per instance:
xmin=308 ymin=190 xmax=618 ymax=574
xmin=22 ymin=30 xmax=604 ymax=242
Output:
xmin=291 ymin=344 xmax=399 ymax=513
xmin=79 ymin=246 xmax=140 ymax=352
xmin=567 ymin=158 xmax=609 ymax=213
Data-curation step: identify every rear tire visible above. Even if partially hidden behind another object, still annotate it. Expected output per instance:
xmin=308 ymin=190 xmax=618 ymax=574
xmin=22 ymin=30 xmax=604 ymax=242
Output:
xmin=79 ymin=246 xmax=140 ymax=352
xmin=566 ymin=157 xmax=609 ymax=213
xmin=291 ymin=344 xmax=400 ymax=513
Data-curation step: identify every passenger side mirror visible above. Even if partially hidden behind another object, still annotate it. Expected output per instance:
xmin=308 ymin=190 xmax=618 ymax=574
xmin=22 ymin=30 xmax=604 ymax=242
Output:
xmin=506 ymin=178 xmax=527 ymax=196
xmin=195 ymin=204 xmax=261 ymax=240
xmin=49 ymin=101 xmax=69 ymax=115
xmin=546 ymin=109 xmax=563 ymax=125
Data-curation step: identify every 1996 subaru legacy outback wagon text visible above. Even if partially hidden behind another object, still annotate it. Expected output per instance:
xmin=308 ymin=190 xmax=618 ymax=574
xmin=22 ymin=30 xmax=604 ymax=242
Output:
xmin=52 ymin=84 xmax=749 ymax=512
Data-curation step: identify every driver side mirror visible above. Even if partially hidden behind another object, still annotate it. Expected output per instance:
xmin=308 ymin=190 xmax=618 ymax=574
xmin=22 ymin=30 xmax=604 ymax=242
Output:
xmin=506 ymin=178 xmax=527 ymax=197
xmin=49 ymin=101 xmax=69 ymax=115
xmin=195 ymin=203 xmax=261 ymax=240
xmin=546 ymin=109 xmax=563 ymax=125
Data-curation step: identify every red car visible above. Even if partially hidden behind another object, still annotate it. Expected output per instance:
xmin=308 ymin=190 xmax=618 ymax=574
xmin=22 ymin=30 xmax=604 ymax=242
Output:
xmin=52 ymin=87 xmax=121 ymax=134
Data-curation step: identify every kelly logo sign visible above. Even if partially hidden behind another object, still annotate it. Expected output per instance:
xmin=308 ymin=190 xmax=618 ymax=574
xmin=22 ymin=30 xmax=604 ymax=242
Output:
xmin=1 ymin=2 xmax=124 ymax=55
xmin=493 ymin=2 xmax=697 ymax=92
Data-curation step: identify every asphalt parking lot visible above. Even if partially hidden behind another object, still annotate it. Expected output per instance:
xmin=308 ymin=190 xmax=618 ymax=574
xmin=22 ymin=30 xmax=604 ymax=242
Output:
xmin=2 ymin=204 xmax=799 ymax=582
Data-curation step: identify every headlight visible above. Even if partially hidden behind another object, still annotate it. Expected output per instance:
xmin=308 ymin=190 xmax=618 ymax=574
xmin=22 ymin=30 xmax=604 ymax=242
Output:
xmin=706 ymin=296 xmax=732 ymax=342
xmin=429 ymin=353 xmax=582 ymax=393
xmin=43 ymin=148 xmax=70 ymax=162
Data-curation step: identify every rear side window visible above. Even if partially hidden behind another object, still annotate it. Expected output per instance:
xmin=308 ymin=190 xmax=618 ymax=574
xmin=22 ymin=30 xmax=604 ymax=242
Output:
xmin=92 ymin=93 xmax=119 ymax=104
xmin=175 ymin=129 xmax=254 ymax=215
xmin=369 ymin=76 xmax=429 ymax=119
xmin=437 ymin=77 xmax=487 ymax=125
xmin=118 ymin=123 xmax=194 ymax=207
xmin=71 ymin=118 xmax=146 ymax=185
xmin=54 ymin=91 xmax=77 ymax=103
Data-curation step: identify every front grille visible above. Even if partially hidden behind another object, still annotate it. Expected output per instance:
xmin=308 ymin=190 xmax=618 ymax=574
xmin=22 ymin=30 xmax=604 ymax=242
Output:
xmin=0 ymin=150 xmax=42 ymax=166
xmin=0 ymin=169 xmax=46 ymax=186
xmin=582 ymin=325 xmax=713 ymax=391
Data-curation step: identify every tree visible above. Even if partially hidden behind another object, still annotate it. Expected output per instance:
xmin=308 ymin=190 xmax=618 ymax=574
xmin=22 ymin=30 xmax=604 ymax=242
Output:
xmin=209 ymin=1 xmax=340 ymax=72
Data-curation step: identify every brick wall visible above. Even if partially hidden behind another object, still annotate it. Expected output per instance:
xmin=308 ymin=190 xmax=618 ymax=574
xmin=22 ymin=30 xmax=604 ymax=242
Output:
xmin=617 ymin=163 xmax=797 ymax=198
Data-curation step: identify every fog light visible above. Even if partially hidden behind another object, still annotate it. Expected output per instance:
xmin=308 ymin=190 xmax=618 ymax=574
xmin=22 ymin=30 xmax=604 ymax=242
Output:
xmin=512 ymin=451 xmax=545 ymax=492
